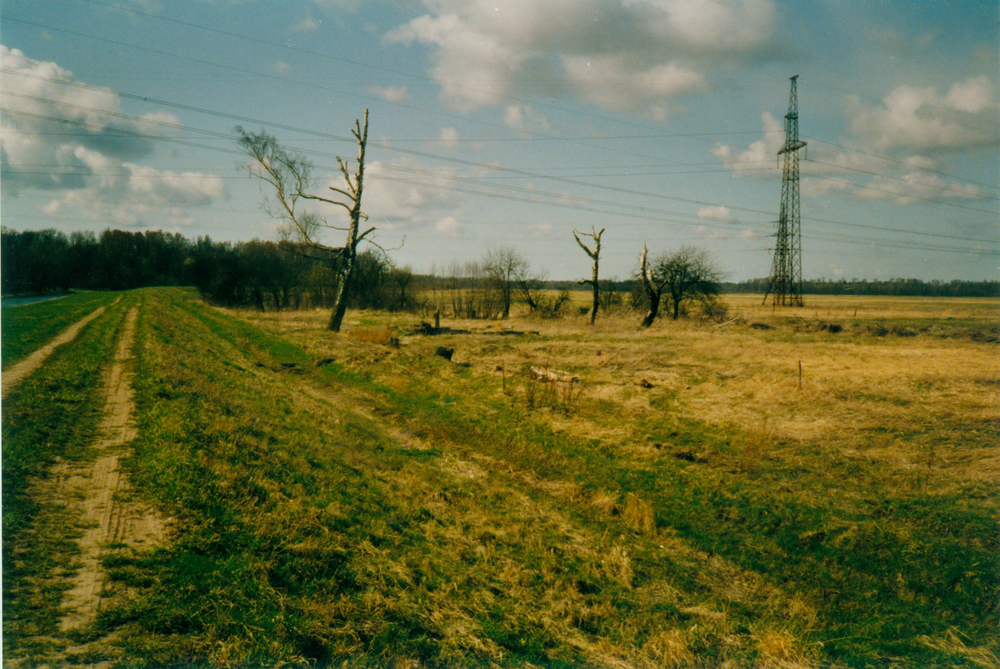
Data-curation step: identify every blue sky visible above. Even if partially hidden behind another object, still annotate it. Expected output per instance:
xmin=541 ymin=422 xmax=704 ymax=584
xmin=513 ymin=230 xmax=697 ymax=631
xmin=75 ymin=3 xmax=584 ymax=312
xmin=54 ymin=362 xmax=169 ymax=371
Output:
xmin=1 ymin=0 xmax=997 ymax=281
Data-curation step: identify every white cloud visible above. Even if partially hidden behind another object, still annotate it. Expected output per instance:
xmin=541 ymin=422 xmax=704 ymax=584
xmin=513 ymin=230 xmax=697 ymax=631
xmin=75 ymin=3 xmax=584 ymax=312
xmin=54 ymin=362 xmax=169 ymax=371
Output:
xmin=358 ymin=159 xmax=463 ymax=231
xmin=367 ymin=84 xmax=409 ymax=103
xmin=0 ymin=45 xmax=227 ymax=220
xmin=438 ymin=126 xmax=459 ymax=148
xmin=711 ymin=111 xmax=783 ymax=173
xmin=903 ymin=155 xmax=935 ymax=170
xmin=435 ymin=216 xmax=460 ymax=235
xmin=855 ymin=172 xmax=987 ymax=206
xmin=944 ymin=75 xmax=994 ymax=114
xmin=847 ymin=77 xmax=999 ymax=153
xmin=625 ymin=0 xmax=777 ymax=53
xmin=385 ymin=0 xmax=779 ymax=113
xmin=503 ymin=104 xmax=551 ymax=132
xmin=44 ymin=163 xmax=227 ymax=224
xmin=562 ymin=55 xmax=704 ymax=117
xmin=697 ymin=204 xmax=734 ymax=222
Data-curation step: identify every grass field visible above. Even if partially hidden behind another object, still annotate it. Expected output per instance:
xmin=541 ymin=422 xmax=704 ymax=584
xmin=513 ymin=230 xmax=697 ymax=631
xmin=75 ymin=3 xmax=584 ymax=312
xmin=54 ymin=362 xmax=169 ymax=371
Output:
xmin=1 ymin=291 xmax=121 ymax=369
xmin=3 ymin=288 xmax=997 ymax=667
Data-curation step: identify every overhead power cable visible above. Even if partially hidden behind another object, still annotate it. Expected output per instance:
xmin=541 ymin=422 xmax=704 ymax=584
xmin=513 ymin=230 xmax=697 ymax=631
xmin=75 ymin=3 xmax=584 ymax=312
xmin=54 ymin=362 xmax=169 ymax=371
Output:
xmin=4 ymin=101 xmax=997 ymax=250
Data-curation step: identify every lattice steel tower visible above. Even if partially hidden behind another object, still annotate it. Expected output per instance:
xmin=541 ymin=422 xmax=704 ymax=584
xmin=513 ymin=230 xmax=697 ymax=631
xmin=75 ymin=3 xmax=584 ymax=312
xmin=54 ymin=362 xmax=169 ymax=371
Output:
xmin=764 ymin=75 xmax=806 ymax=306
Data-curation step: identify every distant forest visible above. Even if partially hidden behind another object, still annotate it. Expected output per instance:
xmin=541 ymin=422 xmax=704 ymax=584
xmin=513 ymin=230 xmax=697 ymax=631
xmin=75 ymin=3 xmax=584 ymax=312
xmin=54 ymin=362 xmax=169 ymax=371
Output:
xmin=3 ymin=228 xmax=998 ymax=305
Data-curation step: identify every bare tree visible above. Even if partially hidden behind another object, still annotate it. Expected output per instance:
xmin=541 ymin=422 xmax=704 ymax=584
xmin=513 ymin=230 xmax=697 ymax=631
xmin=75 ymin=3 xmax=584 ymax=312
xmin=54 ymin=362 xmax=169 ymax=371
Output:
xmin=638 ymin=245 xmax=669 ymax=328
xmin=657 ymin=246 xmax=724 ymax=320
xmin=573 ymin=227 xmax=604 ymax=325
xmin=482 ymin=247 xmax=527 ymax=319
xmin=637 ymin=245 xmax=724 ymax=326
xmin=236 ymin=110 xmax=375 ymax=332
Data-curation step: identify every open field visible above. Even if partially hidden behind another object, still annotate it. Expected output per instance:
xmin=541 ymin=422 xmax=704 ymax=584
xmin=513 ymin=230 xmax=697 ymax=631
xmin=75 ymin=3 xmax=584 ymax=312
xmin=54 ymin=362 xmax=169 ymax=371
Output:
xmin=2 ymin=288 xmax=997 ymax=667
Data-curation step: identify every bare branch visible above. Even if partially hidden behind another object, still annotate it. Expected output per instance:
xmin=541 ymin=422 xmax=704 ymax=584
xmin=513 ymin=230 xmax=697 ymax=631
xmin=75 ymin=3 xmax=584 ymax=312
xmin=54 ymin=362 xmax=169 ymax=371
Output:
xmin=327 ymin=186 xmax=356 ymax=201
xmin=299 ymin=192 xmax=354 ymax=213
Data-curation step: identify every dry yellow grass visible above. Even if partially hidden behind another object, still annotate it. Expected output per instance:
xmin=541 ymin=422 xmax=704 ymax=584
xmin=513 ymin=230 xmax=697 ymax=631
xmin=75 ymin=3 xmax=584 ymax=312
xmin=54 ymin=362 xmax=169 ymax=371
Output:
xmin=238 ymin=296 xmax=999 ymax=492
xmin=227 ymin=293 xmax=997 ymax=666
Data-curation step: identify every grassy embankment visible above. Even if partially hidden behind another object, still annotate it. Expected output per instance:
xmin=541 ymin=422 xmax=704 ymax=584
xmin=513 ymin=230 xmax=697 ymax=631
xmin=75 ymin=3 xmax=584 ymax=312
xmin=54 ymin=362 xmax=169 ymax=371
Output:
xmin=1 ymin=291 xmax=122 ymax=369
xmin=3 ymin=287 xmax=995 ymax=666
xmin=69 ymin=288 xmax=996 ymax=667
xmin=2 ymin=291 xmax=134 ymax=657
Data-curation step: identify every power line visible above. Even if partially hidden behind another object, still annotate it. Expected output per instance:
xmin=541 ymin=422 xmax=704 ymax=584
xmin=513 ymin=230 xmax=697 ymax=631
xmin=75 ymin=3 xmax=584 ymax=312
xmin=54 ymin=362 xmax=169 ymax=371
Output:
xmin=5 ymin=103 xmax=996 ymax=252
xmin=3 ymin=38 xmax=995 ymax=257
xmin=803 ymin=136 xmax=999 ymax=193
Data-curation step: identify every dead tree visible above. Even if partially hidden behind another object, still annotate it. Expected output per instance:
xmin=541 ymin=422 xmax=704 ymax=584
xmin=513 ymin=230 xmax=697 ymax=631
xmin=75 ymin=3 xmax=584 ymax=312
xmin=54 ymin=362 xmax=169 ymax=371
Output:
xmin=236 ymin=110 xmax=375 ymax=332
xmin=573 ymin=227 xmax=604 ymax=325
xmin=639 ymin=245 xmax=669 ymax=328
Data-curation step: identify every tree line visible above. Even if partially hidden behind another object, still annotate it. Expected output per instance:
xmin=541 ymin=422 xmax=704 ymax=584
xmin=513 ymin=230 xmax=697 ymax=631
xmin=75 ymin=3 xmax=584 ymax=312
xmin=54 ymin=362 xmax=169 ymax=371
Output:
xmin=0 ymin=227 xmax=418 ymax=312
xmin=724 ymin=277 xmax=1000 ymax=298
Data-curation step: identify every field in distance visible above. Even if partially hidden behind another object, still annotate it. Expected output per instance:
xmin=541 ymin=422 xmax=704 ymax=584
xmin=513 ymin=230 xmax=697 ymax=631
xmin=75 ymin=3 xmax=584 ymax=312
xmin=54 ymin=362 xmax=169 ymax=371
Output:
xmin=3 ymin=288 xmax=997 ymax=667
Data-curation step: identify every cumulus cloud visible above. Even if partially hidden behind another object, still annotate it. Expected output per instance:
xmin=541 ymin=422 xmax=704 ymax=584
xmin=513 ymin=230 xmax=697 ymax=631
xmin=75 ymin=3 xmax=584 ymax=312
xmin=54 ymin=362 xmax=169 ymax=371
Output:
xmin=435 ymin=216 xmax=460 ymax=235
xmin=854 ymin=172 xmax=987 ymax=206
xmin=0 ymin=45 xmax=227 ymax=221
xmin=368 ymin=84 xmax=409 ymax=103
xmin=44 ymin=163 xmax=226 ymax=226
xmin=847 ymin=76 xmax=998 ymax=153
xmin=503 ymin=104 xmax=551 ymax=132
xmin=943 ymin=75 xmax=994 ymax=114
xmin=359 ymin=159 xmax=463 ymax=232
xmin=710 ymin=111 xmax=783 ymax=172
xmin=562 ymin=56 xmax=704 ymax=117
xmin=438 ymin=126 xmax=460 ymax=148
xmin=697 ymin=204 xmax=735 ymax=222
xmin=384 ymin=0 xmax=780 ymax=114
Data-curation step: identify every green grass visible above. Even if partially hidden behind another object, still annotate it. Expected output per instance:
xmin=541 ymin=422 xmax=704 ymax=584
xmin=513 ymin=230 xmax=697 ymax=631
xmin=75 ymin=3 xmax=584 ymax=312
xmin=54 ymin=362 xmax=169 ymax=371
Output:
xmin=2 ymin=295 xmax=134 ymax=655
xmin=6 ymin=288 xmax=996 ymax=667
xmin=2 ymin=291 xmax=121 ymax=368
xmin=95 ymin=290 xmax=812 ymax=666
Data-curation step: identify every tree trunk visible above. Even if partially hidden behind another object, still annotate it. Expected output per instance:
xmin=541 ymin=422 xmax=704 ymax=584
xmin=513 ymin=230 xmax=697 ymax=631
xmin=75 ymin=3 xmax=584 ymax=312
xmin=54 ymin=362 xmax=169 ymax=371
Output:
xmin=642 ymin=293 xmax=660 ymax=328
xmin=639 ymin=246 xmax=661 ymax=328
xmin=574 ymin=228 xmax=603 ymax=326
xmin=326 ymin=110 xmax=369 ymax=332
xmin=327 ymin=257 xmax=353 ymax=331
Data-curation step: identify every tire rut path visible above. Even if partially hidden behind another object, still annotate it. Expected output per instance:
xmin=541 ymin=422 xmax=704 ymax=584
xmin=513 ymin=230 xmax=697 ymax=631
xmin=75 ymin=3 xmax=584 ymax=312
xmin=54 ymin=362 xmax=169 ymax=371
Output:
xmin=10 ymin=306 xmax=169 ymax=665
xmin=2 ymin=298 xmax=119 ymax=400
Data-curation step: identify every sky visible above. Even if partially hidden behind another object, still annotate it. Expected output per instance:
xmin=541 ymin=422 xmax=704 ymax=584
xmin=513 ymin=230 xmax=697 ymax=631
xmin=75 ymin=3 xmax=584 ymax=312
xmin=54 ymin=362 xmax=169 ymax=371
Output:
xmin=1 ymin=0 xmax=997 ymax=282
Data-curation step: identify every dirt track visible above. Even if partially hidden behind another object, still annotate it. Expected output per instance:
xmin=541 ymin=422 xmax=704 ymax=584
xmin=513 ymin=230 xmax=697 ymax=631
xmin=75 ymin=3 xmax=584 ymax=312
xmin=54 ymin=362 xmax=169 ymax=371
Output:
xmin=1 ymin=300 xmax=117 ymax=400
xmin=9 ymin=306 xmax=168 ymax=663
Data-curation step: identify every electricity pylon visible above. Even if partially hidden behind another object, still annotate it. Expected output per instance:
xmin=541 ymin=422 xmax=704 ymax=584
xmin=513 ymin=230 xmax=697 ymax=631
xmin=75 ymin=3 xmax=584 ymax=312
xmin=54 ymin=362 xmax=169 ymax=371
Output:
xmin=764 ymin=75 xmax=806 ymax=307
